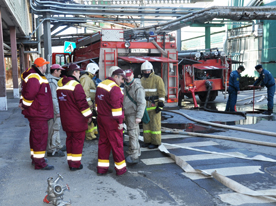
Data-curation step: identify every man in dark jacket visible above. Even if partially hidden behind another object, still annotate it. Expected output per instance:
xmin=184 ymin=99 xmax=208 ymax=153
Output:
xmin=57 ymin=63 xmax=92 ymax=171
xmin=253 ymin=64 xmax=275 ymax=115
xmin=225 ymin=65 xmax=245 ymax=112
xmin=19 ymin=57 xmax=54 ymax=170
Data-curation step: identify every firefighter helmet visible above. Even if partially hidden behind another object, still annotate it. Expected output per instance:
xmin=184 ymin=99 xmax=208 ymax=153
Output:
xmin=109 ymin=66 xmax=126 ymax=78
xmin=86 ymin=63 xmax=99 ymax=75
xmin=141 ymin=60 xmax=153 ymax=71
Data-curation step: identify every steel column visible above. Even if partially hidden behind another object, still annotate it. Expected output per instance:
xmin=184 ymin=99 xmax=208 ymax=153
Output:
xmin=177 ymin=29 xmax=181 ymax=51
xmin=19 ymin=45 xmax=25 ymax=85
xmin=0 ymin=8 xmax=7 ymax=110
xmin=10 ymin=26 xmax=19 ymax=98
xmin=43 ymin=13 xmax=52 ymax=73
xmin=205 ymin=26 xmax=211 ymax=50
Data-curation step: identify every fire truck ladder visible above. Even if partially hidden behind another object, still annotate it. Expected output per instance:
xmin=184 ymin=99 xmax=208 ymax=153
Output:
xmin=167 ymin=51 xmax=178 ymax=103
xmin=104 ymin=50 xmax=117 ymax=79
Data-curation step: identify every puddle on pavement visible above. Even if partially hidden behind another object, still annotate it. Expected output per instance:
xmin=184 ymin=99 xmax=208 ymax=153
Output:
xmin=212 ymin=115 xmax=276 ymax=125
xmin=161 ymin=123 xmax=224 ymax=133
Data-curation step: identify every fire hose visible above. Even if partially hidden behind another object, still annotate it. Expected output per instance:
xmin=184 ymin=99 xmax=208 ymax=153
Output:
xmin=164 ymin=109 xmax=276 ymax=137
xmin=203 ymin=80 xmax=246 ymax=117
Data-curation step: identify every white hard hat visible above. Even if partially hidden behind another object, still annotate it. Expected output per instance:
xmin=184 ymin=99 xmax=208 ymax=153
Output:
xmin=86 ymin=63 xmax=99 ymax=75
xmin=109 ymin=66 xmax=126 ymax=78
xmin=141 ymin=60 xmax=153 ymax=71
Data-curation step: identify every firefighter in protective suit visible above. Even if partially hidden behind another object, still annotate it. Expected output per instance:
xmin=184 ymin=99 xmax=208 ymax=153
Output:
xmin=80 ymin=63 xmax=99 ymax=140
xmin=140 ymin=60 xmax=166 ymax=149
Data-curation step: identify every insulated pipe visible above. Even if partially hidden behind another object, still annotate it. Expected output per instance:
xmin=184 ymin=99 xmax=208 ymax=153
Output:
xmin=165 ymin=110 xmax=276 ymax=137
xmin=161 ymin=128 xmax=276 ymax=148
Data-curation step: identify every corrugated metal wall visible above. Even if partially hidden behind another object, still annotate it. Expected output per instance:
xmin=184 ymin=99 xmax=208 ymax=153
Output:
xmin=262 ymin=0 xmax=276 ymax=77
xmin=4 ymin=0 xmax=31 ymax=35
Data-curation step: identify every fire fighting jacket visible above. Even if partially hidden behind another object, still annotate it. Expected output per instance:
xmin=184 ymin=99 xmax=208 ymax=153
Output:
xmin=123 ymin=78 xmax=146 ymax=119
xmin=95 ymin=77 xmax=124 ymax=128
xmin=57 ymin=76 xmax=92 ymax=132
xmin=141 ymin=72 xmax=166 ymax=109
xmin=229 ymin=70 xmax=240 ymax=91
xmin=254 ymin=69 xmax=275 ymax=88
xmin=20 ymin=66 xmax=54 ymax=120
xmin=46 ymin=73 xmax=60 ymax=115
xmin=79 ymin=73 xmax=96 ymax=107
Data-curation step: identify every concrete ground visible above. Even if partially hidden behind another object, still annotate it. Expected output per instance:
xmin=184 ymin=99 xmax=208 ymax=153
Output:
xmin=1 ymin=88 xmax=276 ymax=206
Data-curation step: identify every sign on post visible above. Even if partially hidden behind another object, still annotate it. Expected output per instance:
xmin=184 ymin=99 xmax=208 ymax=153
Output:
xmin=64 ymin=41 xmax=76 ymax=53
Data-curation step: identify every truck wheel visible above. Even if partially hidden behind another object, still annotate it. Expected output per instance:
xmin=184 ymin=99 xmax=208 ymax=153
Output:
xmin=198 ymin=93 xmax=207 ymax=102
xmin=178 ymin=91 xmax=184 ymax=106
xmin=198 ymin=91 xmax=217 ymax=102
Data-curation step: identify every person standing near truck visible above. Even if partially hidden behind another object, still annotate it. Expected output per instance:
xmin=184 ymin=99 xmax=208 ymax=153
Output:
xmin=140 ymin=60 xmax=166 ymax=149
xmin=253 ymin=64 xmax=275 ymax=115
xmin=46 ymin=64 xmax=66 ymax=157
xmin=225 ymin=65 xmax=245 ymax=112
xmin=19 ymin=57 xmax=54 ymax=170
xmin=123 ymin=69 xmax=146 ymax=164
xmin=95 ymin=66 xmax=127 ymax=176
xmin=57 ymin=63 xmax=92 ymax=171
xmin=80 ymin=63 xmax=99 ymax=141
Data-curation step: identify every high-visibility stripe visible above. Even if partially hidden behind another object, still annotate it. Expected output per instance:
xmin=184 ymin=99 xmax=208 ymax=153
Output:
xmin=57 ymin=80 xmax=79 ymax=91
xmin=20 ymin=95 xmax=23 ymax=100
xmin=67 ymin=153 xmax=72 ymax=161
xmin=144 ymin=89 xmax=157 ymax=92
xmin=112 ymin=108 xmax=122 ymax=116
xmin=93 ymin=126 xmax=97 ymax=130
xmin=115 ymin=160 xmax=126 ymax=170
xmin=33 ymin=151 xmax=45 ymax=158
xmin=146 ymin=107 xmax=156 ymax=111
xmin=81 ymin=108 xmax=92 ymax=117
xmin=95 ymin=104 xmax=97 ymax=111
xmin=143 ymin=130 xmax=161 ymax=134
xmin=86 ymin=97 xmax=91 ymax=102
xmin=86 ymin=128 xmax=94 ymax=133
xmin=71 ymin=154 xmax=82 ymax=161
xmin=22 ymin=97 xmax=33 ymax=106
xmin=151 ymin=131 xmax=161 ymax=134
xmin=24 ymin=73 xmax=49 ymax=85
xmin=98 ymin=81 xmax=117 ymax=92
xmin=98 ymin=159 xmax=110 ymax=167
xmin=30 ymin=149 xmax=34 ymax=155
xmin=90 ymin=89 xmax=96 ymax=93
xmin=159 ymin=97 xmax=165 ymax=101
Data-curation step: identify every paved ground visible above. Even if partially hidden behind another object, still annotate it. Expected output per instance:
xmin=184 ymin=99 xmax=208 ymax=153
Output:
xmin=1 ymin=88 xmax=276 ymax=206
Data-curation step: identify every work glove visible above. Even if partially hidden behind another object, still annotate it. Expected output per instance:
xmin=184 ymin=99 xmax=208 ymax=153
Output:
xmin=155 ymin=102 xmax=164 ymax=114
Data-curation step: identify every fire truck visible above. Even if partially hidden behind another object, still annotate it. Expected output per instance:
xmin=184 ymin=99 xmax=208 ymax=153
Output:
xmin=53 ymin=29 xmax=179 ymax=103
xmin=52 ymin=29 xmax=235 ymax=106
xmin=177 ymin=49 xmax=235 ymax=106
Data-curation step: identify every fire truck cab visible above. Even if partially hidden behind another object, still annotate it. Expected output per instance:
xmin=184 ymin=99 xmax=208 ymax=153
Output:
xmin=52 ymin=28 xmax=179 ymax=103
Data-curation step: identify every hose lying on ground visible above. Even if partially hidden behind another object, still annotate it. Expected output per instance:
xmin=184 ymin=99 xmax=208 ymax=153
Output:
xmin=164 ymin=110 xmax=276 ymax=137
xmin=161 ymin=127 xmax=276 ymax=148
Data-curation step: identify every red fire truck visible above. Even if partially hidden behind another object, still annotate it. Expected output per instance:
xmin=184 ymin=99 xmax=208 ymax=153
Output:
xmin=52 ymin=29 xmax=235 ymax=106
xmin=53 ymin=28 xmax=179 ymax=103
xmin=177 ymin=49 xmax=235 ymax=106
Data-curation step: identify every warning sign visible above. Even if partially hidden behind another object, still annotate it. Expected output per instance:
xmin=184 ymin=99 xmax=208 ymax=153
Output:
xmin=64 ymin=41 xmax=76 ymax=54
